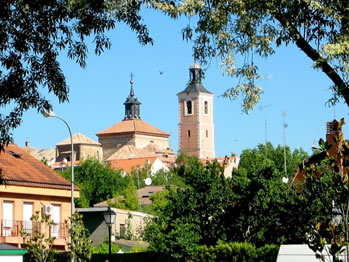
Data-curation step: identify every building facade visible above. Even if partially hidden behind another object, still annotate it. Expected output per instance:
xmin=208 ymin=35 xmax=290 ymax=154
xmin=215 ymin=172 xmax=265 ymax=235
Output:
xmin=55 ymin=132 xmax=102 ymax=163
xmin=0 ymin=144 xmax=79 ymax=250
xmin=177 ymin=63 xmax=215 ymax=159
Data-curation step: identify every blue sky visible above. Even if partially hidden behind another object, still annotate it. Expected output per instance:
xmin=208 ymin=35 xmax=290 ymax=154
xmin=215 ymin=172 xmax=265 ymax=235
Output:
xmin=12 ymin=8 xmax=349 ymax=157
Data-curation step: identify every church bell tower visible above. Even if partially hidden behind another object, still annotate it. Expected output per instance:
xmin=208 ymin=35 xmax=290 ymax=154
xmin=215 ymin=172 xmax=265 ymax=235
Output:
xmin=177 ymin=63 xmax=215 ymax=159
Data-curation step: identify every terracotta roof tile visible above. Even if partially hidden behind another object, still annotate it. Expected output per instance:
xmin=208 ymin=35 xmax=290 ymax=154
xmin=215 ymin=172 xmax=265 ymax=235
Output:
xmin=107 ymin=145 xmax=154 ymax=161
xmin=0 ymin=144 xmax=76 ymax=190
xmin=108 ymin=157 xmax=158 ymax=174
xmin=56 ymin=133 xmax=100 ymax=146
xmin=96 ymin=119 xmax=169 ymax=137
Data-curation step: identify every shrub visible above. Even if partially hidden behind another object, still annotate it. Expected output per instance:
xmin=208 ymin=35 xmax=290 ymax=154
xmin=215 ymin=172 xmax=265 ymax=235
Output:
xmin=191 ymin=241 xmax=279 ymax=262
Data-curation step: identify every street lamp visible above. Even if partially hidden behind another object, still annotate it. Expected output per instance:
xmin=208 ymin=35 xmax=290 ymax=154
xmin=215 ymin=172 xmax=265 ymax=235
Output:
xmin=41 ymin=109 xmax=75 ymax=262
xmin=103 ymin=207 xmax=116 ymax=261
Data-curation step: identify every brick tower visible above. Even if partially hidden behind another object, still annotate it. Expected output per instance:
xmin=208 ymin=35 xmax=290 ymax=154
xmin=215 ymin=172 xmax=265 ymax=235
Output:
xmin=177 ymin=63 xmax=215 ymax=159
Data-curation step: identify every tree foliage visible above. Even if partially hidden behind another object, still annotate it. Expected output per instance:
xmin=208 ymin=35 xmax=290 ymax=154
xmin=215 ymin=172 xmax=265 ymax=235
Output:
xmin=229 ymin=143 xmax=309 ymax=246
xmin=21 ymin=212 xmax=57 ymax=262
xmin=146 ymin=189 xmax=169 ymax=216
xmin=68 ymin=212 xmax=93 ymax=262
xmin=238 ymin=142 xmax=308 ymax=178
xmin=150 ymin=0 xmax=349 ymax=112
xmin=0 ymin=0 xmax=153 ymax=149
xmin=192 ymin=241 xmax=279 ymax=262
xmin=301 ymin=119 xmax=349 ymax=261
xmin=144 ymin=144 xmax=313 ymax=260
xmin=61 ymin=159 xmax=128 ymax=207
xmin=144 ymin=156 xmax=235 ymax=260
xmin=92 ymin=238 xmax=120 ymax=254
xmin=109 ymin=178 xmax=140 ymax=211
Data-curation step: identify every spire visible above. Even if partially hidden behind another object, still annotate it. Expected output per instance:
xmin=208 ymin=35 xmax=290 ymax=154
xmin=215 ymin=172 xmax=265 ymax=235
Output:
xmin=124 ymin=73 xmax=141 ymax=120
xmin=130 ymin=73 xmax=135 ymax=97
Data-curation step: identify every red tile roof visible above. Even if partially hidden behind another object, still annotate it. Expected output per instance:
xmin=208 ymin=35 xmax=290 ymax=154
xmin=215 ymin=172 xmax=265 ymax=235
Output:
xmin=0 ymin=144 xmax=76 ymax=191
xmin=96 ymin=119 xmax=169 ymax=137
xmin=108 ymin=156 xmax=158 ymax=174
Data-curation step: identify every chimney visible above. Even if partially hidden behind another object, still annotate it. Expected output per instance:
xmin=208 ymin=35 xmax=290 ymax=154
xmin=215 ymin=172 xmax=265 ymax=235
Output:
xmin=326 ymin=120 xmax=343 ymax=156
xmin=25 ymin=139 xmax=30 ymax=147
xmin=326 ymin=120 xmax=342 ymax=144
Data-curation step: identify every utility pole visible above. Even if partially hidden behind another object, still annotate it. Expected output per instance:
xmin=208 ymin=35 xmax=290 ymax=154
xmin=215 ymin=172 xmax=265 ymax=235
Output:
xmin=283 ymin=111 xmax=288 ymax=176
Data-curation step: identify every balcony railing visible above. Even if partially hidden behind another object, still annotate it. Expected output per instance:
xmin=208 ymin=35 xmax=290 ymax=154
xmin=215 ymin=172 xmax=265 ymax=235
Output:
xmin=0 ymin=219 xmax=69 ymax=239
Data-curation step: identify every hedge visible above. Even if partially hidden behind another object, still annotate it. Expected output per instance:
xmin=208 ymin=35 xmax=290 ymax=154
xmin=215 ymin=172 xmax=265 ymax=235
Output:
xmin=191 ymin=241 xmax=279 ymax=262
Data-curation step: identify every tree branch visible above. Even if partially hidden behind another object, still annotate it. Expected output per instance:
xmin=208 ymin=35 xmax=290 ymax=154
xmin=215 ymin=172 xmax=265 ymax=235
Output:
xmin=275 ymin=15 xmax=349 ymax=107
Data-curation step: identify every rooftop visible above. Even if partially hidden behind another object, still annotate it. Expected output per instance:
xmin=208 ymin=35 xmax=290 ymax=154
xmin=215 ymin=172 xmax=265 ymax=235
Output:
xmin=108 ymin=156 xmax=158 ymax=174
xmin=56 ymin=132 xmax=100 ymax=146
xmin=0 ymin=144 xmax=75 ymax=190
xmin=96 ymin=119 xmax=169 ymax=137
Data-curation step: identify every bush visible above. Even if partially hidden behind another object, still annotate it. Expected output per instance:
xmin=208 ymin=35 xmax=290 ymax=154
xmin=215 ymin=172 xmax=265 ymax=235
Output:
xmin=92 ymin=239 xmax=120 ymax=254
xmin=191 ymin=241 xmax=279 ymax=262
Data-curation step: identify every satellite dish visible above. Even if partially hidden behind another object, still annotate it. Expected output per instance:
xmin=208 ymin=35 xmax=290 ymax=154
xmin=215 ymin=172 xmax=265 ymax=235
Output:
xmin=145 ymin=177 xmax=152 ymax=186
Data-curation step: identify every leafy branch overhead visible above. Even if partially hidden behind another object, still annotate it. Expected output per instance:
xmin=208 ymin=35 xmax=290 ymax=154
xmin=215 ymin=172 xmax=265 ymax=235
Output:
xmin=149 ymin=0 xmax=349 ymax=112
xmin=0 ymin=0 xmax=153 ymax=149
xmin=2 ymin=0 xmax=349 ymax=148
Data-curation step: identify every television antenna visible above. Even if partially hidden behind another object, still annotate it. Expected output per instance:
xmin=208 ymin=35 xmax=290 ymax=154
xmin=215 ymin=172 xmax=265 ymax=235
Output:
xmin=283 ymin=111 xmax=288 ymax=176
xmin=259 ymin=104 xmax=273 ymax=153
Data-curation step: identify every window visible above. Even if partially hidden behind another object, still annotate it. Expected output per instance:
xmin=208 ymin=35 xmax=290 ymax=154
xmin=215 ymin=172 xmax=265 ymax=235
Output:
xmin=120 ymin=224 xmax=126 ymax=238
xmin=204 ymin=101 xmax=208 ymax=114
xmin=51 ymin=204 xmax=60 ymax=238
xmin=187 ymin=130 xmax=191 ymax=137
xmin=23 ymin=202 xmax=33 ymax=235
xmin=3 ymin=201 xmax=13 ymax=236
xmin=185 ymin=100 xmax=193 ymax=115
xmin=190 ymin=71 xmax=195 ymax=81
xmin=206 ymin=130 xmax=208 ymax=138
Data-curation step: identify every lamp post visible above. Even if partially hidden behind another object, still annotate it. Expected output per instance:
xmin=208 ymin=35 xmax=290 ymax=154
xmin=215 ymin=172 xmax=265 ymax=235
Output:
xmin=103 ymin=207 xmax=116 ymax=261
xmin=41 ymin=109 xmax=75 ymax=262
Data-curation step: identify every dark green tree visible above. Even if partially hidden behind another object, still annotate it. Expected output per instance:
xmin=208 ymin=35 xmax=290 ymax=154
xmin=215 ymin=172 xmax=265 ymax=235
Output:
xmin=61 ymin=159 xmax=128 ymax=207
xmin=230 ymin=165 xmax=301 ymax=246
xmin=144 ymin=156 xmax=235 ymax=260
xmin=229 ymin=143 xmax=310 ymax=246
xmin=238 ymin=142 xmax=308 ymax=178
xmin=0 ymin=0 xmax=153 ymax=149
xmin=144 ymin=143 xmax=311 ymax=261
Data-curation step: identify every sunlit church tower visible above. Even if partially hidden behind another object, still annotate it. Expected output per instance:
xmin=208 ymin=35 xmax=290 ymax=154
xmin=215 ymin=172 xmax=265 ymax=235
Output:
xmin=177 ymin=63 xmax=215 ymax=159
